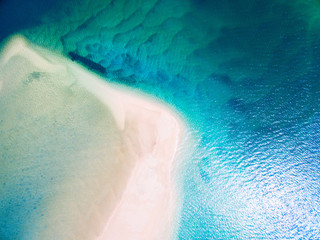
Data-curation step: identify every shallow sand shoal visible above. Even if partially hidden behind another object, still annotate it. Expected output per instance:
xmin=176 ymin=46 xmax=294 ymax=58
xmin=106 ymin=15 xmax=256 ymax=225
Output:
xmin=69 ymin=51 xmax=184 ymax=240
xmin=0 ymin=35 xmax=185 ymax=240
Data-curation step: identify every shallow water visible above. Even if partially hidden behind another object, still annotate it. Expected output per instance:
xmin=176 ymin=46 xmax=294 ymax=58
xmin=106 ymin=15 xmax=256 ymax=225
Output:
xmin=1 ymin=0 xmax=320 ymax=239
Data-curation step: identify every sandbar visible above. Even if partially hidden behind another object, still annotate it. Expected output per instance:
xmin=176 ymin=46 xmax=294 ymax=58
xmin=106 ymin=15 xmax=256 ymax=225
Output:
xmin=0 ymin=35 xmax=185 ymax=240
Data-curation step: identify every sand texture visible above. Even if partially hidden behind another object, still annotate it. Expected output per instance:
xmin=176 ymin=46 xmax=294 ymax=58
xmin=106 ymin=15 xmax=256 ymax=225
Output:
xmin=0 ymin=36 xmax=185 ymax=240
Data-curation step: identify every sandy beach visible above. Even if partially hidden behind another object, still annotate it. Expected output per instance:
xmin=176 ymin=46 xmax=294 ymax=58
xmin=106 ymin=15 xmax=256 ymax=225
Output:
xmin=0 ymin=36 xmax=184 ymax=239
xmin=68 ymin=46 xmax=184 ymax=240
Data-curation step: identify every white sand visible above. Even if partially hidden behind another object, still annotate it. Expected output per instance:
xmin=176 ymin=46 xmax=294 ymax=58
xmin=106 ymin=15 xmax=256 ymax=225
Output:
xmin=68 ymin=49 xmax=184 ymax=240
xmin=0 ymin=35 xmax=185 ymax=240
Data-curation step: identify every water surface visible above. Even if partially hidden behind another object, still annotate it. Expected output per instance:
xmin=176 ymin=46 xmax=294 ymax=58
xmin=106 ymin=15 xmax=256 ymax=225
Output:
xmin=1 ymin=0 xmax=320 ymax=239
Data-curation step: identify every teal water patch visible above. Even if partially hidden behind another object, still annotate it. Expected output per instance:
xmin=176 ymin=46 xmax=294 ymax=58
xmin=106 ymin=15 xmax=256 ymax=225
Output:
xmin=2 ymin=0 xmax=320 ymax=239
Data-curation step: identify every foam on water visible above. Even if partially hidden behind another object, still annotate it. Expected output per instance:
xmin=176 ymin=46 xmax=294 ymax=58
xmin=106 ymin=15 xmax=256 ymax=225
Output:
xmin=1 ymin=0 xmax=320 ymax=239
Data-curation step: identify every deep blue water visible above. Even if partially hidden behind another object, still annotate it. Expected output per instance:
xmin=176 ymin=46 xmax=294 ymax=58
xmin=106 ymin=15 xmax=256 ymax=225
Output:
xmin=0 ymin=0 xmax=61 ymax=41
xmin=1 ymin=0 xmax=320 ymax=239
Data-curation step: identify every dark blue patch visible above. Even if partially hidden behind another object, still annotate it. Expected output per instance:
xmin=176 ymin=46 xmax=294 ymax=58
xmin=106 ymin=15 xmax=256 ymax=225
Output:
xmin=68 ymin=51 xmax=106 ymax=74
xmin=0 ymin=0 xmax=61 ymax=40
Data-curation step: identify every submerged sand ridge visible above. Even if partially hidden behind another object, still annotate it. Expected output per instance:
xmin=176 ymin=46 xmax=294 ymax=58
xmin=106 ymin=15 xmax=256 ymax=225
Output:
xmin=0 ymin=36 xmax=185 ymax=240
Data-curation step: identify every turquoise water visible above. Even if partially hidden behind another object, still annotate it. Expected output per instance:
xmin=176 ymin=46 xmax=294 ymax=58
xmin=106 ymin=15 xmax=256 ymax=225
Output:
xmin=1 ymin=0 xmax=320 ymax=239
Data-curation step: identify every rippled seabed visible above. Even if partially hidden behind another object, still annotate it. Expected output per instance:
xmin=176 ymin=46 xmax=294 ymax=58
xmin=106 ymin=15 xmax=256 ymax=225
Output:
xmin=1 ymin=0 xmax=320 ymax=239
